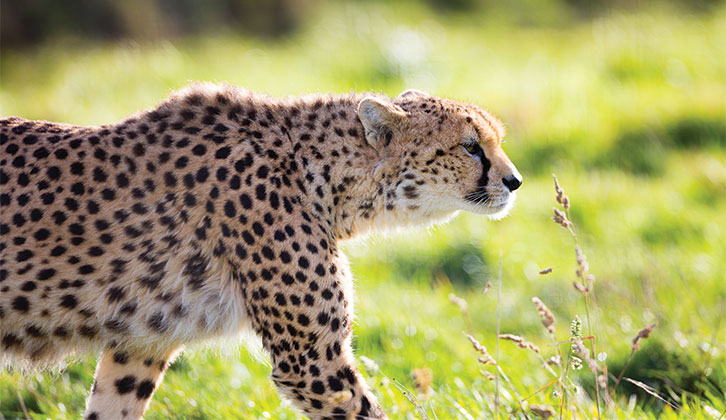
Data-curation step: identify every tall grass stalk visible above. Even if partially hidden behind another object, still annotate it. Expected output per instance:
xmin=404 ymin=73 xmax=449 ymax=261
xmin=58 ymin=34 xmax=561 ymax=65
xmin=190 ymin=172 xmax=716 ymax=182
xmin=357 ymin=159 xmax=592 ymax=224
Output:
xmin=495 ymin=251 xmax=502 ymax=420
xmin=552 ymin=174 xmax=602 ymax=419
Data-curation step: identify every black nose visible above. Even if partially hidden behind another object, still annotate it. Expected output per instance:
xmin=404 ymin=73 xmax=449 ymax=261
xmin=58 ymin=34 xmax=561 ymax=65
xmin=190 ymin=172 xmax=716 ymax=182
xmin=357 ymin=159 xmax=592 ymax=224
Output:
xmin=502 ymin=173 xmax=522 ymax=191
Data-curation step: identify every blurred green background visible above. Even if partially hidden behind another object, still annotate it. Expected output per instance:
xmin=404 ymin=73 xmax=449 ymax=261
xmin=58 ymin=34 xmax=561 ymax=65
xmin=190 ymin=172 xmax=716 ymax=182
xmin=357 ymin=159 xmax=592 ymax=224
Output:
xmin=1 ymin=0 xmax=725 ymax=419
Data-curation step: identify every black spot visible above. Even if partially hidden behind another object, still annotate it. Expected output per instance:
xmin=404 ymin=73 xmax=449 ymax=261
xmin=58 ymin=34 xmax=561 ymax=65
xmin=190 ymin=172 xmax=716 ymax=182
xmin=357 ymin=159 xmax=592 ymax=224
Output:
xmin=164 ymin=172 xmax=177 ymax=187
xmin=37 ymin=268 xmax=56 ymax=280
xmin=93 ymin=167 xmax=108 ymax=182
xmin=16 ymin=249 xmax=33 ymax=262
xmin=229 ymin=175 xmax=241 ymax=189
xmin=70 ymin=161 xmax=84 ymax=175
xmin=147 ymin=311 xmax=166 ymax=332
xmin=78 ymin=264 xmax=95 ymax=275
xmin=192 ymin=144 xmax=207 ymax=156
xmin=281 ymin=274 xmax=294 ymax=285
xmin=21 ymin=281 xmax=37 ymax=291
xmin=136 ymin=379 xmax=155 ymax=399
xmin=215 ymin=146 xmax=231 ymax=159
xmin=239 ymin=193 xmax=252 ymax=209
xmin=60 ymin=294 xmax=78 ymax=308
xmin=311 ymin=380 xmax=325 ymax=394
xmin=255 ymin=184 xmax=266 ymax=200
xmin=101 ymin=188 xmax=116 ymax=201
xmin=107 ymin=286 xmax=125 ymax=302
xmin=114 ymin=375 xmax=136 ymax=394
xmin=328 ymin=376 xmax=344 ymax=391
xmin=116 ymin=173 xmax=130 ymax=188
xmin=235 ymin=244 xmax=247 ymax=259
xmin=12 ymin=156 xmax=26 ymax=168
xmin=315 ymin=264 xmax=326 ymax=277
xmin=12 ymin=296 xmax=30 ymax=312
xmin=256 ymin=165 xmax=269 ymax=179
xmin=224 ymin=200 xmax=236 ymax=218
xmin=113 ymin=351 xmax=129 ymax=364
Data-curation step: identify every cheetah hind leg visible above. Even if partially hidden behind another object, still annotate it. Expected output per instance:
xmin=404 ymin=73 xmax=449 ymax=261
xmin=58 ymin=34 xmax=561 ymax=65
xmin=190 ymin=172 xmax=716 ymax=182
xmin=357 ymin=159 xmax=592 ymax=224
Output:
xmin=83 ymin=347 xmax=181 ymax=420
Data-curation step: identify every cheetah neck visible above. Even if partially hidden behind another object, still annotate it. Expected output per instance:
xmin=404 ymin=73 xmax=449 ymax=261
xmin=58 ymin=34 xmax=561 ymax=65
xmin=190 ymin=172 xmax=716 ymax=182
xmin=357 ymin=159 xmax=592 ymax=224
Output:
xmin=276 ymin=94 xmax=394 ymax=240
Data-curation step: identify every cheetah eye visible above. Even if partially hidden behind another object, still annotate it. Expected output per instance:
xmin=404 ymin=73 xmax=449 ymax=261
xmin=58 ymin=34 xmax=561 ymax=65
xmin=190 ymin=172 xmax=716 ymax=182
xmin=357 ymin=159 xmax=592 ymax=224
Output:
xmin=462 ymin=142 xmax=481 ymax=155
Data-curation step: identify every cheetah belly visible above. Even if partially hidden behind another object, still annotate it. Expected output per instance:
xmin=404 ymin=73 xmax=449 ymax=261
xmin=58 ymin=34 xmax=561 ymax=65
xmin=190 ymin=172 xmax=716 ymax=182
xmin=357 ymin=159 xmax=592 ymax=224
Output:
xmin=0 ymin=226 xmax=252 ymax=368
xmin=103 ymin=243 xmax=252 ymax=355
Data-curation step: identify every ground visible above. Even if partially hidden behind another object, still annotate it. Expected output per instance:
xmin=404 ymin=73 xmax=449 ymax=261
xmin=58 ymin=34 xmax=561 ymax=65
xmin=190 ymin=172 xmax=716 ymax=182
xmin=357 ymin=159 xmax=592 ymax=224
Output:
xmin=0 ymin=1 xmax=724 ymax=419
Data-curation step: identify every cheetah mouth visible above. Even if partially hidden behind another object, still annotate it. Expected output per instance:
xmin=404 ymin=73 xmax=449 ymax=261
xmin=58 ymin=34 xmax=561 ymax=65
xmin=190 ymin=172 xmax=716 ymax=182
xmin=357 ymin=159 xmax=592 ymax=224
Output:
xmin=463 ymin=191 xmax=515 ymax=218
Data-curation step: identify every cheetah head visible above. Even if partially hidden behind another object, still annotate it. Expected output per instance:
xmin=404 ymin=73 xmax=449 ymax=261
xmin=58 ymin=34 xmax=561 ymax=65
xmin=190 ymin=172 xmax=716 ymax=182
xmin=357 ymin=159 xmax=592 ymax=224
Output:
xmin=358 ymin=89 xmax=522 ymax=224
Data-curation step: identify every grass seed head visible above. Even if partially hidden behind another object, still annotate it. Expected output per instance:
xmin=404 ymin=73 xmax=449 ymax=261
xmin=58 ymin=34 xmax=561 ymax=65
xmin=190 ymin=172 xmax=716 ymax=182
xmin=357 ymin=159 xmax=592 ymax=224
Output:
xmin=468 ymin=335 xmax=497 ymax=365
xmin=480 ymin=370 xmax=496 ymax=381
xmin=552 ymin=174 xmax=570 ymax=210
xmin=547 ymin=355 xmax=561 ymax=366
xmin=499 ymin=333 xmax=541 ymax=353
xmin=532 ymin=297 xmax=556 ymax=336
xmin=575 ymin=245 xmax=589 ymax=273
xmin=448 ymin=293 xmax=468 ymax=314
xmin=570 ymin=315 xmax=583 ymax=338
xmin=632 ymin=323 xmax=657 ymax=351
xmin=573 ymin=281 xmax=588 ymax=294
xmin=359 ymin=356 xmax=380 ymax=375
xmin=412 ymin=367 xmax=433 ymax=398
xmin=530 ymin=404 xmax=556 ymax=418
xmin=552 ymin=208 xmax=570 ymax=228
xmin=573 ymin=340 xmax=600 ymax=372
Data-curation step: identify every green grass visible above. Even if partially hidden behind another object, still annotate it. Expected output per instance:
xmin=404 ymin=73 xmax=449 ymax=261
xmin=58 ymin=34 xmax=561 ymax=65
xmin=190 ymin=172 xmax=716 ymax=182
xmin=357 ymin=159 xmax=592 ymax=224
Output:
xmin=1 ymin=1 xmax=725 ymax=419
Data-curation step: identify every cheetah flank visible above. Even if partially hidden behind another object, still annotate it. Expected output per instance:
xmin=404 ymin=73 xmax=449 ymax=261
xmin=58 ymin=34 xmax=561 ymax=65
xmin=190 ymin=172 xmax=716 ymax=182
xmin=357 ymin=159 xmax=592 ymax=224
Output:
xmin=0 ymin=84 xmax=522 ymax=419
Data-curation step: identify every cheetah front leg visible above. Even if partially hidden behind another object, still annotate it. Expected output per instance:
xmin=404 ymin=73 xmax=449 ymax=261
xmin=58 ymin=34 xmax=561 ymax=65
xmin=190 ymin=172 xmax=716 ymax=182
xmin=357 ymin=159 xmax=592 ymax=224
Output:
xmin=250 ymin=259 xmax=388 ymax=419
xmin=83 ymin=347 xmax=181 ymax=420
xmin=269 ymin=324 xmax=387 ymax=420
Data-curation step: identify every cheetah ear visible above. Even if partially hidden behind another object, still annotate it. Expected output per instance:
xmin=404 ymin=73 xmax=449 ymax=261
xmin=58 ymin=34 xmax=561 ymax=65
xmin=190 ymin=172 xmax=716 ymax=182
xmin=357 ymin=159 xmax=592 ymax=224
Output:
xmin=357 ymin=97 xmax=406 ymax=149
xmin=397 ymin=89 xmax=428 ymax=99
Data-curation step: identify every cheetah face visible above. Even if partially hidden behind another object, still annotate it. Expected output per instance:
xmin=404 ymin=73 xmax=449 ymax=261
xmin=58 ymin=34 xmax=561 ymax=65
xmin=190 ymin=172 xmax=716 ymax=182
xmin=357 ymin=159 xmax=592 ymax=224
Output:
xmin=359 ymin=89 xmax=522 ymax=222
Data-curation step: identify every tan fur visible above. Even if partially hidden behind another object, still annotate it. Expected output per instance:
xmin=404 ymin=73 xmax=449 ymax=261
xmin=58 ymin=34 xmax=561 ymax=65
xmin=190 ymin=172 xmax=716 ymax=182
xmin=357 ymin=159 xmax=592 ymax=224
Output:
xmin=0 ymin=83 xmax=521 ymax=419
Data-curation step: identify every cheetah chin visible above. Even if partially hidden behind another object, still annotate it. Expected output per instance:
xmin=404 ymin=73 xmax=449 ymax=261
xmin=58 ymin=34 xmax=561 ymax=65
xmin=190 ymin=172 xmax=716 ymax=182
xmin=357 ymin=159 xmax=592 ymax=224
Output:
xmin=0 ymin=83 xmax=521 ymax=420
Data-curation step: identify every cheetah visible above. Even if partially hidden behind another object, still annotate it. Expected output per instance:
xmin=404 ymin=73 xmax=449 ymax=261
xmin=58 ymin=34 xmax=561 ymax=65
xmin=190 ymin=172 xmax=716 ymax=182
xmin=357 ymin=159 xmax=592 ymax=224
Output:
xmin=0 ymin=83 xmax=522 ymax=419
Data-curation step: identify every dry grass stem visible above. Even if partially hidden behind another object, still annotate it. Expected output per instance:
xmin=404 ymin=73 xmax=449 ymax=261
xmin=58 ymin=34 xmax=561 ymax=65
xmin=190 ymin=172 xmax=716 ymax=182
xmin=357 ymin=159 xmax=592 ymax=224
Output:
xmin=499 ymin=333 xmax=541 ymax=354
xmin=495 ymin=252 xmax=502 ymax=419
xmin=16 ymin=390 xmax=30 ymax=420
xmin=552 ymin=175 xmax=602 ymax=418
xmin=392 ymin=378 xmax=432 ymax=420
xmin=612 ymin=323 xmax=658 ymax=397
xmin=622 ymin=378 xmax=696 ymax=420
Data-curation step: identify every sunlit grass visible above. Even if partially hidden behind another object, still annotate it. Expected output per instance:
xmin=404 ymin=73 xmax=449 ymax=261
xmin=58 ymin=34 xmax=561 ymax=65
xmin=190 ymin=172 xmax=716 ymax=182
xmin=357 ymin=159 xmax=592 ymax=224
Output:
xmin=1 ymin=1 xmax=724 ymax=419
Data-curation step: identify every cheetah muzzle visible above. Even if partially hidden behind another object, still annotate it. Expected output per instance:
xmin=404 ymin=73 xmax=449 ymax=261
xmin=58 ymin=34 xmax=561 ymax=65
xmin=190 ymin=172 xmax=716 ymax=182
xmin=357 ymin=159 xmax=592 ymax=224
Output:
xmin=0 ymin=83 xmax=521 ymax=420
